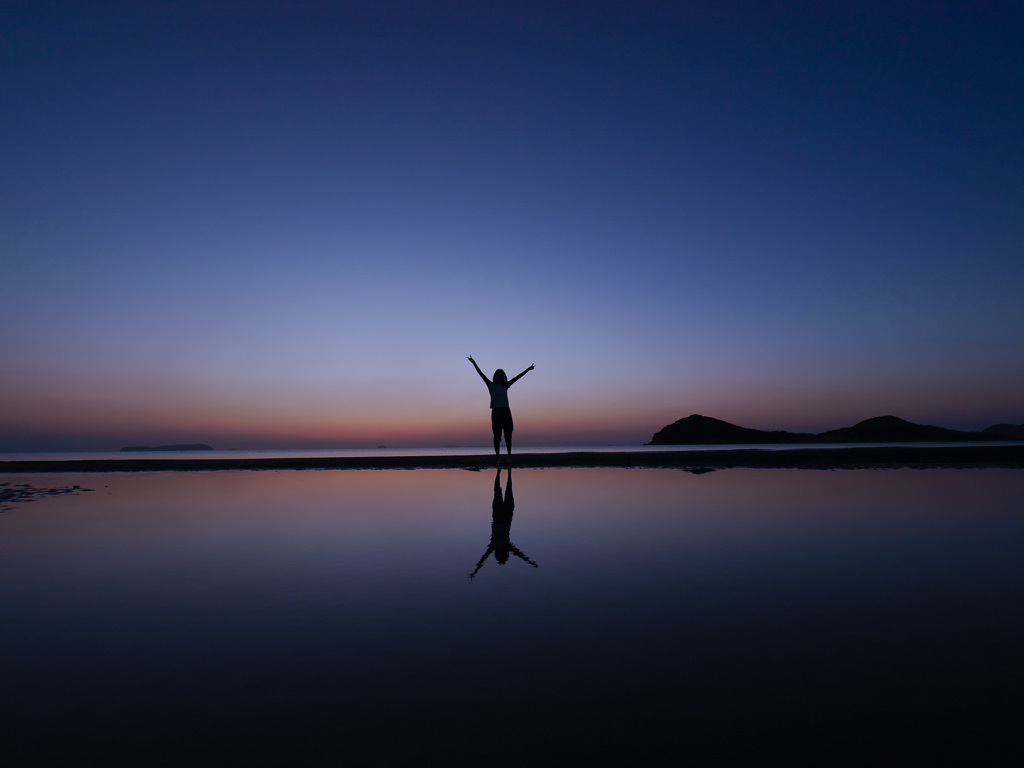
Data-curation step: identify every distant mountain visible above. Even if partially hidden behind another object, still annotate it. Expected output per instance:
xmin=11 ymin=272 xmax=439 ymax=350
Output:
xmin=648 ymin=414 xmax=811 ymax=445
xmin=648 ymin=414 xmax=1006 ymax=446
xmin=983 ymin=424 xmax=1024 ymax=440
xmin=815 ymin=415 xmax=993 ymax=443
xmin=120 ymin=443 xmax=214 ymax=452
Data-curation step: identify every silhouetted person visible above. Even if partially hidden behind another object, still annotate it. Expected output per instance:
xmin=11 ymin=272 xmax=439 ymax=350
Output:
xmin=469 ymin=468 xmax=538 ymax=579
xmin=468 ymin=355 xmax=534 ymax=456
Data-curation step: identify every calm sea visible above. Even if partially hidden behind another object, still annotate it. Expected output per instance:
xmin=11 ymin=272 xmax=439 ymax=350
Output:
xmin=2 ymin=466 xmax=1022 ymax=764
xmin=3 ymin=441 xmax=1017 ymax=463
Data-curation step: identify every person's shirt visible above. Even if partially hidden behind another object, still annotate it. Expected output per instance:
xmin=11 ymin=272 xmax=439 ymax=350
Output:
xmin=486 ymin=381 xmax=510 ymax=409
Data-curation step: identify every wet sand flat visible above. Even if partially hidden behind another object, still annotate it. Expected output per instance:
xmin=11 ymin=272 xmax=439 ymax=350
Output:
xmin=2 ymin=444 xmax=1022 ymax=472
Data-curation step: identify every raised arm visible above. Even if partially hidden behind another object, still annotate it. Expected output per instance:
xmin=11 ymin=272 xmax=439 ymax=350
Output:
xmin=508 ymin=364 xmax=535 ymax=386
xmin=467 ymin=355 xmax=490 ymax=384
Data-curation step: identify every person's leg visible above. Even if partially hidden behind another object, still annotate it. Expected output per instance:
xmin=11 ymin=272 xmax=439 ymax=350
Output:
xmin=504 ymin=411 xmax=514 ymax=454
xmin=491 ymin=410 xmax=501 ymax=456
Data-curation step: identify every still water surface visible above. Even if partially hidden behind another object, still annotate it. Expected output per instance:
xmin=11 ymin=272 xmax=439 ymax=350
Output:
xmin=2 ymin=468 xmax=1022 ymax=764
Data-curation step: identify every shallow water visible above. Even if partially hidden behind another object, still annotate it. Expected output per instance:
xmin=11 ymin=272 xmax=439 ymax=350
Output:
xmin=3 ymin=440 xmax=1017 ymax=462
xmin=2 ymin=468 xmax=1022 ymax=764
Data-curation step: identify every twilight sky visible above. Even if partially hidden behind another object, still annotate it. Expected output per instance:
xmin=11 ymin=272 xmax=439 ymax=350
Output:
xmin=3 ymin=1 xmax=1023 ymax=451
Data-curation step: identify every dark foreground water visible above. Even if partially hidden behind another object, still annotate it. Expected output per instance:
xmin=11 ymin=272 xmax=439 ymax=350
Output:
xmin=2 ymin=468 xmax=1022 ymax=765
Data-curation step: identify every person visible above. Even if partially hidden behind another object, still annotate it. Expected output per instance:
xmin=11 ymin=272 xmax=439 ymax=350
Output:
xmin=467 ymin=355 xmax=534 ymax=456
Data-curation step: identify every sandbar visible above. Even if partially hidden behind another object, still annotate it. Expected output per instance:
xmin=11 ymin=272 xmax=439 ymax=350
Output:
xmin=2 ymin=445 xmax=1023 ymax=473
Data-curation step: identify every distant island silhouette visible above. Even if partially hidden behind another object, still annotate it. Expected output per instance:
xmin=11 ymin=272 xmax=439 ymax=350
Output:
xmin=648 ymin=414 xmax=1020 ymax=445
xmin=120 ymin=444 xmax=214 ymax=452
xmin=984 ymin=423 xmax=1024 ymax=440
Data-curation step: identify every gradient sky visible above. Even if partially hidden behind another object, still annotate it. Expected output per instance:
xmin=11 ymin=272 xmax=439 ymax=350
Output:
xmin=3 ymin=1 xmax=1023 ymax=451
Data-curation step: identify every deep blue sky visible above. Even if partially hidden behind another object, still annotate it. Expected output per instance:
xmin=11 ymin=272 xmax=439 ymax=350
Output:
xmin=3 ymin=1 xmax=1023 ymax=450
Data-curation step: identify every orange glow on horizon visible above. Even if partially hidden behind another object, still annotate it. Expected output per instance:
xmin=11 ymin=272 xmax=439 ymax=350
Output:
xmin=4 ymin=363 xmax=1022 ymax=452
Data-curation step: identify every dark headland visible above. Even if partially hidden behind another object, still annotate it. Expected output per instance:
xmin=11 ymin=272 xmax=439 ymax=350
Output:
xmin=648 ymin=414 xmax=1019 ymax=445
xmin=985 ymin=423 xmax=1024 ymax=440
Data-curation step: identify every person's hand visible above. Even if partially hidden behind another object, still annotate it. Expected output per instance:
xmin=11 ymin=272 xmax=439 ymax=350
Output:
xmin=468 ymin=355 xmax=475 ymax=364
xmin=528 ymin=363 xmax=535 ymax=371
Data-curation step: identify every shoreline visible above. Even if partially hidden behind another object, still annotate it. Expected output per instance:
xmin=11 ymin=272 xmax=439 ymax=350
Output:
xmin=2 ymin=444 xmax=1023 ymax=472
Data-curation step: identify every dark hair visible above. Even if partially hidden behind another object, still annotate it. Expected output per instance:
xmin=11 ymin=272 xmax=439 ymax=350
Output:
xmin=493 ymin=369 xmax=507 ymax=385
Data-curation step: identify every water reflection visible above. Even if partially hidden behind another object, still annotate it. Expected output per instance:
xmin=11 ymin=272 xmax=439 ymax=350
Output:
xmin=469 ymin=468 xmax=539 ymax=579
xmin=1 ymin=468 xmax=1023 ymax=764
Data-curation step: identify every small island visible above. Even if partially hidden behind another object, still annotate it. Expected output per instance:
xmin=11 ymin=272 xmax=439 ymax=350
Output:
xmin=120 ymin=444 xmax=214 ymax=452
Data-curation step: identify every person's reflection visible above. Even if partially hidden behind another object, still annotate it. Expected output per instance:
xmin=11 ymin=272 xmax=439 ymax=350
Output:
xmin=469 ymin=468 xmax=538 ymax=579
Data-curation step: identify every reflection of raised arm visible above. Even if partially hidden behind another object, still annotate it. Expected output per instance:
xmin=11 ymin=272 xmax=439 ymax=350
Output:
xmin=467 ymin=355 xmax=490 ymax=384
xmin=468 ymin=541 xmax=535 ymax=578
xmin=508 ymin=543 xmax=539 ymax=569
xmin=468 ymin=545 xmax=494 ymax=580
xmin=508 ymin=364 xmax=535 ymax=386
